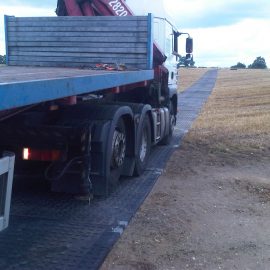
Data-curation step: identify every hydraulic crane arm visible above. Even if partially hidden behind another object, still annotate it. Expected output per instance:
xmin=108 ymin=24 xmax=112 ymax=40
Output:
xmin=57 ymin=0 xmax=133 ymax=16
xmin=56 ymin=0 xmax=166 ymax=66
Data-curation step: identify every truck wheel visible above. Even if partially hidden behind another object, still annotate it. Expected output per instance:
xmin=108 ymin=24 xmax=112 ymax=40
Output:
xmin=109 ymin=118 xmax=126 ymax=189
xmin=134 ymin=115 xmax=151 ymax=176
xmin=160 ymin=102 xmax=176 ymax=145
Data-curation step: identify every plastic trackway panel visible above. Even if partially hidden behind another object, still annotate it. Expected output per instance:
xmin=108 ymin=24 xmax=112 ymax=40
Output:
xmin=0 ymin=69 xmax=218 ymax=270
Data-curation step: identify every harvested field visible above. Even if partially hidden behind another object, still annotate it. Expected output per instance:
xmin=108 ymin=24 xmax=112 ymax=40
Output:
xmin=101 ymin=69 xmax=270 ymax=270
xmin=188 ymin=69 xmax=270 ymax=160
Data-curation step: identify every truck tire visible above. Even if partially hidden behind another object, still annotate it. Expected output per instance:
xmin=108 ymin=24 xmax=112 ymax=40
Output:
xmin=160 ymin=102 xmax=176 ymax=145
xmin=134 ymin=115 xmax=151 ymax=176
xmin=109 ymin=117 xmax=126 ymax=190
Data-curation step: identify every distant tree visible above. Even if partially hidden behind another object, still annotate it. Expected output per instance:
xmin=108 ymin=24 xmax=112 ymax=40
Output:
xmin=248 ymin=56 xmax=267 ymax=69
xmin=0 ymin=55 xmax=6 ymax=64
xmin=231 ymin=62 xmax=246 ymax=69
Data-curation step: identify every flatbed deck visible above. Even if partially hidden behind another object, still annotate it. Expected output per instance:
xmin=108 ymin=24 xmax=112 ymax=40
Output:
xmin=0 ymin=66 xmax=153 ymax=111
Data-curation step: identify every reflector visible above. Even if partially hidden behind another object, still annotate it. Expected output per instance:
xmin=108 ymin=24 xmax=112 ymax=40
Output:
xmin=22 ymin=148 xmax=62 ymax=161
xmin=23 ymin=148 xmax=30 ymax=160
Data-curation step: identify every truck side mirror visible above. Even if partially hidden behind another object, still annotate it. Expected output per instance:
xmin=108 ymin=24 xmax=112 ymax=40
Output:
xmin=173 ymin=31 xmax=179 ymax=54
xmin=186 ymin=37 xmax=193 ymax=54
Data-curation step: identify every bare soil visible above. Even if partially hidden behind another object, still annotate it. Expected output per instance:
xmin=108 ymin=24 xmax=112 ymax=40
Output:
xmin=101 ymin=69 xmax=270 ymax=270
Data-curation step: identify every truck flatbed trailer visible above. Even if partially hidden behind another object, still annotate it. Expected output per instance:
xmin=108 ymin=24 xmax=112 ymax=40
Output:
xmin=0 ymin=66 xmax=153 ymax=111
xmin=0 ymin=12 xmax=185 ymax=205
xmin=0 ymin=14 xmax=165 ymax=198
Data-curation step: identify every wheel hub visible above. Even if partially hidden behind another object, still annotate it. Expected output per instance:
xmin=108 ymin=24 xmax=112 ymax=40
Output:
xmin=111 ymin=130 xmax=126 ymax=168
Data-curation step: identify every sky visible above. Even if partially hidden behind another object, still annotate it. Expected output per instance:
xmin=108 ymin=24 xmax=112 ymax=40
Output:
xmin=0 ymin=0 xmax=270 ymax=67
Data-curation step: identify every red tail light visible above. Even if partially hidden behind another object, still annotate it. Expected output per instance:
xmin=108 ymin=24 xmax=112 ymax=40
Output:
xmin=22 ymin=148 xmax=62 ymax=161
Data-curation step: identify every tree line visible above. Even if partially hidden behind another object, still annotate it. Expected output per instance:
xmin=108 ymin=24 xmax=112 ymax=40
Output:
xmin=231 ymin=56 xmax=267 ymax=69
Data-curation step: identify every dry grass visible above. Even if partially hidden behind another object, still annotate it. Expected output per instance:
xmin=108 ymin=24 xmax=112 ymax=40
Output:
xmin=186 ymin=68 xmax=270 ymax=159
xmin=177 ymin=67 xmax=209 ymax=92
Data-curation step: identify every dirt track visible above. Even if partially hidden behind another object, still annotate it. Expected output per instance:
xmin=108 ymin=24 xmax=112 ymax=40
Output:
xmin=101 ymin=69 xmax=270 ymax=270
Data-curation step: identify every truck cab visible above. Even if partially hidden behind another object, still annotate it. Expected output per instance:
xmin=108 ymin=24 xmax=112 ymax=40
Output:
xmin=126 ymin=0 xmax=179 ymax=86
